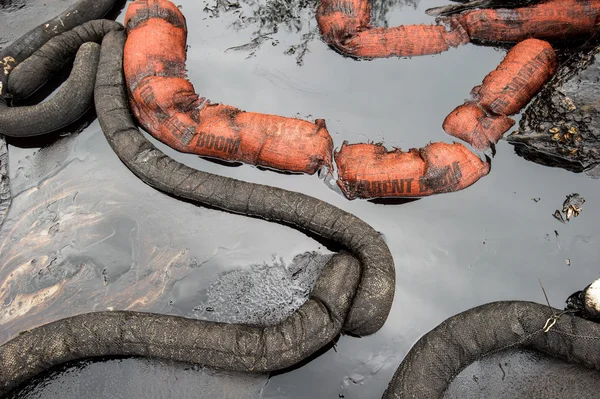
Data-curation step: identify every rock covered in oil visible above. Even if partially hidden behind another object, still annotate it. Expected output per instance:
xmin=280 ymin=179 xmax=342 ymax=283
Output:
xmin=507 ymin=45 xmax=600 ymax=177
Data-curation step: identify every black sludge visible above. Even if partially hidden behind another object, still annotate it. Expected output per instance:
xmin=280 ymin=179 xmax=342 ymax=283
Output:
xmin=0 ymin=252 xmax=362 ymax=396
xmin=0 ymin=42 xmax=100 ymax=137
xmin=383 ymin=301 xmax=600 ymax=398
xmin=0 ymin=0 xmax=118 ymax=99
xmin=507 ymin=45 xmax=600 ymax=177
xmin=95 ymin=31 xmax=395 ymax=338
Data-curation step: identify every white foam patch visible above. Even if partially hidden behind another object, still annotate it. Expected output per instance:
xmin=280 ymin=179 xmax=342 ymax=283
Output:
xmin=192 ymin=251 xmax=331 ymax=326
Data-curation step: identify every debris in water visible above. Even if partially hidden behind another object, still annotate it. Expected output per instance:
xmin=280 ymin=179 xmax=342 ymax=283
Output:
xmin=553 ymin=193 xmax=585 ymax=223
xmin=203 ymin=0 xmax=241 ymax=18
xmin=566 ymin=258 xmax=571 ymax=266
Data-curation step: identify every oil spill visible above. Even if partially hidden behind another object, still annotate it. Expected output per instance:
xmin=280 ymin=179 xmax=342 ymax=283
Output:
xmin=6 ymin=357 xmax=267 ymax=399
xmin=445 ymin=349 xmax=600 ymax=398
xmin=1 ymin=0 xmax=600 ymax=398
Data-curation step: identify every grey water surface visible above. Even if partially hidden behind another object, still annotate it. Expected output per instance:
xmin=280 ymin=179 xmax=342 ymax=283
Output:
xmin=1 ymin=0 xmax=599 ymax=398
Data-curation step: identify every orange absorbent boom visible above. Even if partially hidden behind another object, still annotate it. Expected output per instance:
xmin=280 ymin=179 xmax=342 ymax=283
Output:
xmin=443 ymin=0 xmax=600 ymax=44
xmin=443 ymin=38 xmax=558 ymax=151
xmin=316 ymin=0 xmax=470 ymax=58
xmin=124 ymin=0 xmax=333 ymax=175
xmin=317 ymin=0 xmax=600 ymax=59
xmin=125 ymin=0 xmax=574 ymax=201
xmin=334 ymin=142 xmax=491 ymax=199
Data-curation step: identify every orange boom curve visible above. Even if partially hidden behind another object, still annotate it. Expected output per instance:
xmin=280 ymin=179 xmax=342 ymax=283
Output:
xmin=316 ymin=0 xmax=470 ymax=58
xmin=443 ymin=38 xmax=558 ymax=151
xmin=123 ymin=0 xmax=491 ymax=199
xmin=334 ymin=142 xmax=491 ymax=199
xmin=124 ymin=0 xmax=333 ymax=175
xmin=317 ymin=0 xmax=600 ymax=59
xmin=442 ymin=0 xmax=600 ymax=45
xmin=125 ymin=0 xmax=581 ymax=200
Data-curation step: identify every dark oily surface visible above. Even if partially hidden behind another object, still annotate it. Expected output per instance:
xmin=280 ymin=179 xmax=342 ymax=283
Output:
xmin=445 ymin=348 xmax=600 ymax=398
xmin=0 ymin=1 xmax=75 ymax=49
xmin=1 ymin=0 xmax=600 ymax=399
xmin=383 ymin=301 xmax=600 ymax=398
xmin=0 ymin=243 xmax=361 ymax=394
xmin=508 ymin=44 xmax=600 ymax=177
xmin=6 ymin=359 xmax=267 ymax=399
